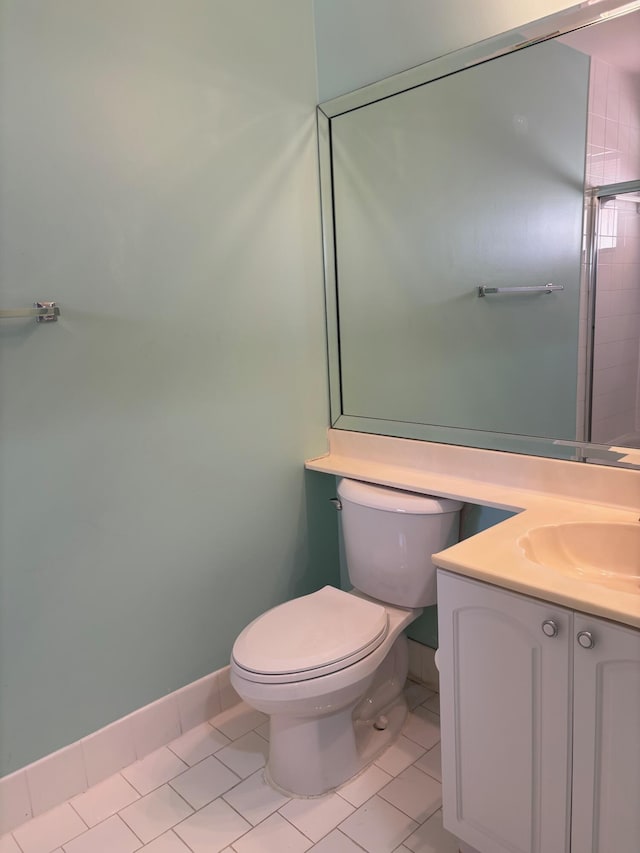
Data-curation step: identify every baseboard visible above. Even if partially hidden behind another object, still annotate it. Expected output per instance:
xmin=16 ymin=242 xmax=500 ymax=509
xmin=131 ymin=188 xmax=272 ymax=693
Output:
xmin=0 ymin=665 xmax=241 ymax=835
xmin=407 ymin=639 xmax=439 ymax=691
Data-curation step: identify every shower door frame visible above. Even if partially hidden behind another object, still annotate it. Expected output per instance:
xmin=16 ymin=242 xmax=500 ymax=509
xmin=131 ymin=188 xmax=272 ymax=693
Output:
xmin=584 ymin=178 xmax=640 ymax=446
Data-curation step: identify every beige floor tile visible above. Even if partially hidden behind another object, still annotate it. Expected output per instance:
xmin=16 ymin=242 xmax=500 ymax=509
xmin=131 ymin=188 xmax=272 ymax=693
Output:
xmin=402 ymin=809 xmax=460 ymax=853
xmin=378 ymin=765 xmax=441 ymax=823
xmin=122 ymin=748 xmax=188 ymax=797
xmin=174 ymin=798 xmax=250 ymax=853
xmin=139 ymin=831 xmax=192 ymax=852
xmin=401 ymin=709 xmax=440 ymax=751
xmin=210 ymin=704 xmax=267 ymax=741
xmin=338 ymin=764 xmax=393 ymax=808
xmin=279 ymin=792 xmax=354 ymax=842
xmin=222 ymin=770 xmax=289 ymax=826
xmin=232 ymin=813 xmax=311 ymax=853
xmin=62 ymin=815 xmax=141 ymax=853
xmin=405 ymin=684 xmax=435 ymax=711
xmin=12 ymin=804 xmax=86 ymax=853
xmin=216 ymin=732 xmax=268 ymax=779
xmin=168 ymin=723 xmax=231 ymax=766
xmin=339 ymin=796 xmax=418 ymax=853
xmin=169 ymin=756 xmax=240 ymax=810
xmin=413 ymin=744 xmax=441 ymax=783
xmin=422 ymin=694 xmax=440 ymax=716
xmin=305 ymin=829 xmax=366 ymax=852
xmin=70 ymin=774 xmax=139 ymax=827
xmin=119 ymin=785 xmax=193 ymax=844
xmin=375 ymin=737 xmax=426 ymax=778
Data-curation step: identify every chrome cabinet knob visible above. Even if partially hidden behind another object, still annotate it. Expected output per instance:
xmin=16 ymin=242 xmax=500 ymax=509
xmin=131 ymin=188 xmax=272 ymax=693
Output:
xmin=542 ymin=620 xmax=559 ymax=638
xmin=577 ymin=631 xmax=595 ymax=649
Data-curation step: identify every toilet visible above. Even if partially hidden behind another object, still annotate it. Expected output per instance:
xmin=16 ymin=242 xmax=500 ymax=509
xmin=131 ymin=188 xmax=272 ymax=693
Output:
xmin=230 ymin=478 xmax=462 ymax=797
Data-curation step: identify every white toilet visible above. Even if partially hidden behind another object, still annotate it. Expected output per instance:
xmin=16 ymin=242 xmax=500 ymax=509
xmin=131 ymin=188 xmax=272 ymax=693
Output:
xmin=230 ymin=478 xmax=462 ymax=797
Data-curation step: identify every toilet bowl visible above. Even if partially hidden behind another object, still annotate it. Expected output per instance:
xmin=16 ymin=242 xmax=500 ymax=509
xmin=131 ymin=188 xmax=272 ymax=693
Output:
xmin=230 ymin=479 xmax=462 ymax=797
xmin=231 ymin=586 xmax=419 ymax=795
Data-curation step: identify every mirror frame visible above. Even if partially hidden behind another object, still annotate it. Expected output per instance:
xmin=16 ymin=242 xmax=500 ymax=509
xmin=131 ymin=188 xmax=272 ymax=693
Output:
xmin=317 ymin=0 xmax=640 ymax=463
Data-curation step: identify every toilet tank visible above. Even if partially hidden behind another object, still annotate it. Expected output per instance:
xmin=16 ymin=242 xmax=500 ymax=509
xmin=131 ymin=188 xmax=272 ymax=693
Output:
xmin=337 ymin=479 xmax=463 ymax=608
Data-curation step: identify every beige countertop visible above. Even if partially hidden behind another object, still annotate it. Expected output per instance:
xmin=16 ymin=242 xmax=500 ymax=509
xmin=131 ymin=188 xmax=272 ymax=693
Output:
xmin=432 ymin=499 xmax=640 ymax=629
xmin=306 ymin=430 xmax=640 ymax=629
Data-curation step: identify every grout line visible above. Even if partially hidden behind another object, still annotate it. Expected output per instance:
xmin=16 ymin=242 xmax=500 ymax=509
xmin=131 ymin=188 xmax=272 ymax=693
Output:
xmin=10 ymin=833 xmax=25 ymax=853
xmin=343 ymin=832 xmax=371 ymax=853
xmin=335 ymin=825 xmax=375 ymax=853
xmin=118 ymin=810 xmax=146 ymax=849
xmin=275 ymin=808 xmax=316 ymax=843
xmin=138 ymin=784 xmax=197 ymax=843
xmin=60 ymin=811 xmax=148 ymax=850
xmin=377 ymin=772 xmax=442 ymax=826
xmin=65 ymin=800 xmax=90 ymax=831
xmin=165 ymin=823 xmax=197 ymax=853
xmin=166 ymin=828 xmax=196 ymax=853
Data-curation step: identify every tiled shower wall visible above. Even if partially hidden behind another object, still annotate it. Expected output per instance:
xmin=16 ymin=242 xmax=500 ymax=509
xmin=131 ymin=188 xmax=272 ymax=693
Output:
xmin=586 ymin=58 xmax=640 ymax=445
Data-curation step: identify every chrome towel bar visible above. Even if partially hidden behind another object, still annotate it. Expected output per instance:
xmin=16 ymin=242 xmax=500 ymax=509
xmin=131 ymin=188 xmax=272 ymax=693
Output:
xmin=0 ymin=302 xmax=60 ymax=322
xmin=477 ymin=283 xmax=563 ymax=297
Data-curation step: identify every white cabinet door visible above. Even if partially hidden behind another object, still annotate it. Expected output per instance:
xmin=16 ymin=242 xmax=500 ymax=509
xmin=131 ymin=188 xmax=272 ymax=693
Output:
xmin=571 ymin=614 xmax=640 ymax=853
xmin=437 ymin=571 xmax=573 ymax=853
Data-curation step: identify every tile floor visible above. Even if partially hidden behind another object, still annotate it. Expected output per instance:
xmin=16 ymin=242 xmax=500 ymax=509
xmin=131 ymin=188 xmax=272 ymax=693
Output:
xmin=1 ymin=683 xmax=461 ymax=853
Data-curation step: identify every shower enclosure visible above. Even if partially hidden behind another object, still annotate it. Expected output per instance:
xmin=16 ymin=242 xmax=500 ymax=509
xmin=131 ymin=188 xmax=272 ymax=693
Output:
xmin=587 ymin=179 xmax=640 ymax=448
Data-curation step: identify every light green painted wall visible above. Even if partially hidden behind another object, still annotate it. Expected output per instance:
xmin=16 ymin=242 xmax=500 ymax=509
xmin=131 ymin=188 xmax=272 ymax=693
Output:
xmin=0 ymin=0 xmax=337 ymax=776
xmin=313 ymin=0 xmax=578 ymax=101
xmin=0 ymin=0 xmax=586 ymax=777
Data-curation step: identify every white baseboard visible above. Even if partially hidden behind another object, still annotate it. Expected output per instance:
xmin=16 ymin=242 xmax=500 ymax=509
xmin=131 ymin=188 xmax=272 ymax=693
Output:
xmin=0 ymin=665 xmax=240 ymax=836
xmin=407 ymin=639 xmax=439 ymax=691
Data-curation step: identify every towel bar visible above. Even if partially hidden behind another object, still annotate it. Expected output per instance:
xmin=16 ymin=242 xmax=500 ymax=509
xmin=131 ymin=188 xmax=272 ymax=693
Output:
xmin=0 ymin=302 xmax=60 ymax=322
xmin=478 ymin=284 xmax=563 ymax=297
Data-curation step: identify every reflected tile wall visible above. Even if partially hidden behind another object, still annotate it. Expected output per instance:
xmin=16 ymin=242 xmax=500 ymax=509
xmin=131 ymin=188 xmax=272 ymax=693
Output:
xmin=584 ymin=58 xmax=640 ymax=445
xmin=586 ymin=59 xmax=640 ymax=187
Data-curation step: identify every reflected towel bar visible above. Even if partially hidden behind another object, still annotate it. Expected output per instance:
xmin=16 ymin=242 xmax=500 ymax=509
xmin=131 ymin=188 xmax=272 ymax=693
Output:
xmin=0 ymin=302 xmax=60 ymax=322
xmin=478 ymin=283 xmax=563 ymax=297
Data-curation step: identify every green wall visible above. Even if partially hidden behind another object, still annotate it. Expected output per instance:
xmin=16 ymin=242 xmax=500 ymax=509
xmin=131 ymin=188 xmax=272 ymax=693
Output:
xmin=0 ymin=0 xmax=337 ymax=777
xmin=0 ymin=0 xmax=582 ymax=778
xmin=313 ymin=0 xmax=577 ymax=101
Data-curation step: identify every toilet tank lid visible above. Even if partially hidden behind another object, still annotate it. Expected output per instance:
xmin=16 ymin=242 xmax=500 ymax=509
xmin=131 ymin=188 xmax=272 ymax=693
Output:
xmin=338 ymin=479 xmax=463 ymax=514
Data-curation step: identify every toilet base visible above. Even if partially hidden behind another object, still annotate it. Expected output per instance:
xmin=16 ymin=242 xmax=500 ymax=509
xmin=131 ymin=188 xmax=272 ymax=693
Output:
xmin=266 ymin=692 xmax=408 ymax=797
xmin=265 ymin=635 xmax=409 ymax=797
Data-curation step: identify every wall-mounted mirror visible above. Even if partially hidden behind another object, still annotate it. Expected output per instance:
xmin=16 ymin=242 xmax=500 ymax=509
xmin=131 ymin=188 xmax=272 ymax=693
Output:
xmin=318 ymin=0 xmax=640 ymax=466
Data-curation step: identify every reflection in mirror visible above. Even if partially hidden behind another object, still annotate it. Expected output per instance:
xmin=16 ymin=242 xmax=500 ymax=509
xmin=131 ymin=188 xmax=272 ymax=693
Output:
xmin=319 ymin=3 xmax=640 ymax=466
xmin=588 ymin=181 xmax=640 ymax=460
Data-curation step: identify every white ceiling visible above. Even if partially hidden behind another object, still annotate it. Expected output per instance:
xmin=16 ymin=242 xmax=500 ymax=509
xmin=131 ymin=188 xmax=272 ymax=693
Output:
xmin=559 ymin=9 xmax=640 ymax=73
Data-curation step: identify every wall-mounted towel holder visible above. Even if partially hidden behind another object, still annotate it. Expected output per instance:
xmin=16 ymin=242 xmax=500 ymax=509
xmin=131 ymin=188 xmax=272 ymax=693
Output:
xmin=0 ymin=302 xmax=60 ymax=322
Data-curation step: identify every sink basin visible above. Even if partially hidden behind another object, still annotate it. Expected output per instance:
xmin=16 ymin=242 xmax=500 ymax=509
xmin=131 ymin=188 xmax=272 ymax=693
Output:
xmin=519 ymin=522 xmax=640 ymax=592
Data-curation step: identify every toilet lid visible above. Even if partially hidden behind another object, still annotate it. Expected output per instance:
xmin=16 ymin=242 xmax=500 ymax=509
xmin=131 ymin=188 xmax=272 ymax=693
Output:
xmin=232 ymin=586 xmax=388 ymax=683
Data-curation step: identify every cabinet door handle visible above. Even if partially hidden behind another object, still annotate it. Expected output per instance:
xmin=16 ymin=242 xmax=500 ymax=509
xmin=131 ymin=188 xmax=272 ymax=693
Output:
xmin=541 ymin=620 xmax=559 ymax=637
xmin=577 ymin=630 xmax=595 ymax=649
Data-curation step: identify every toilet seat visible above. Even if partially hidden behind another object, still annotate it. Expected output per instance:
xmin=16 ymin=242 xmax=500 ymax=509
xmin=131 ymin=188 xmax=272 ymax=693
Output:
xmin=231 ymin=586 xmax=389 ymax=684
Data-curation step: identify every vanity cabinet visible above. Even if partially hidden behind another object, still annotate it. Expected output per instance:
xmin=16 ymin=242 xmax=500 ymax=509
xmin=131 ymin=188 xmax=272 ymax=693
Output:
xmin=570 ymin=612 xmax=640 ymax=853
xmin=437 ymin=570 xmax=640 ymax=853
